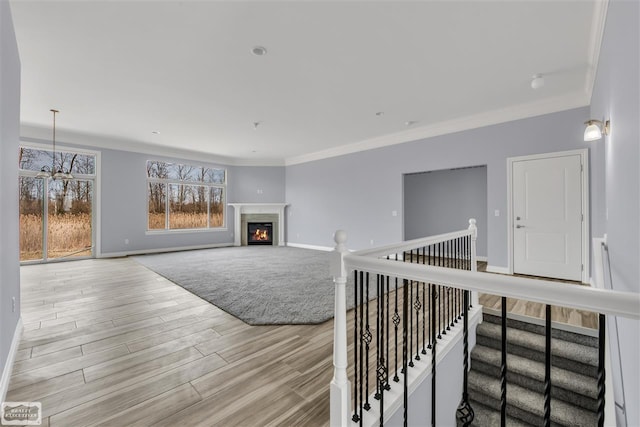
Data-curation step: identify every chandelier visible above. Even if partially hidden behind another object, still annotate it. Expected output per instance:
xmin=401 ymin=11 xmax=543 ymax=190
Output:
xmin=35 ymin=109 xmax=73 ymax=180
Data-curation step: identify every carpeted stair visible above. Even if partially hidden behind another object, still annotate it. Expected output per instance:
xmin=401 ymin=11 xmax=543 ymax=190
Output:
xmin=467 ymin=313 xmax=599 ymax=426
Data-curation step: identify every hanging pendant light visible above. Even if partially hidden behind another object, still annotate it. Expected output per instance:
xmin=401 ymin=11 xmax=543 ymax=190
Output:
xmin=35 ymin=109 xmax=74 ymax=180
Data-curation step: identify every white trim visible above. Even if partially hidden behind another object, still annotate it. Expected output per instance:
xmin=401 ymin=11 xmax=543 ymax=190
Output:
xmin=485 ymin=265 xmax=510 ymax=275
xmin=18 ymin=141 xmax=101 ymax=261
xmin=476 ymin=256 xmax=488 ymax=262
xmin=584 ymin=0 xmax=609 ymax=100
xmin=94 ymin=150 xmax=102 ymax=258
xmin=342 ymin=255 xmax=640 ymax=319
xmin=1 ymin=318 xmax=22 ymax=403
xmin=23 ymin=93 xmax=589 ymax=168
xmin=98 ymin=242 xmax=233 ymax=258
xmin=286 ymin=242 xmax=333 ymax=252
xmin=506 ymin=149 xmax=590 ymax=283
xmin=20 ymin=128 xmax=285 ymax=167
xmin=228 ymin=203 xmax=288 ymax=247
xmin=285 ymin=93 xmax=588 ymax=166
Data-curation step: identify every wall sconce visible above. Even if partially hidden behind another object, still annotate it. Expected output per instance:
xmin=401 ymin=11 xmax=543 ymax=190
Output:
xmin=584 ymin=119 xmax=610 ymax=141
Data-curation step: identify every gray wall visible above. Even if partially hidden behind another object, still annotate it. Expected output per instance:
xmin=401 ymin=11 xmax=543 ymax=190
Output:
xmin=19 ymin=140 xmax=286 ymax=256
xmin=0 ymin=0 xmax=21 ymax=399
xmin=590 ymin=0 xmax=640 ymax=424
xmin=227 ymin=165 xmax=286 ymax=203
xmin=286 ymin=107 xmax=594 ymax=268
xmin=404 ymin=166 xmax=487 ymax=257
xmin=100 ymin=151 xmax=285 ymax=255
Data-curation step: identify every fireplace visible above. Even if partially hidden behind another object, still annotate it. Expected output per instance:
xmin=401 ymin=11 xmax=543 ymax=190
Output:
xmin=247 ymin=222 xmax=274 ymax=245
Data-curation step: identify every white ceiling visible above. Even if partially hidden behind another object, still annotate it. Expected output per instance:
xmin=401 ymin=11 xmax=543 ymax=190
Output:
xmin=10 ymin=1 xmax=603 ymax=166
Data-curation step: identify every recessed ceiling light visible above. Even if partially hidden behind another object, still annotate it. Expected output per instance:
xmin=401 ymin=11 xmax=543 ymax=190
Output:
xmin=151 ymin=131 xmax=160 ymax=135
xmin=531 ymin=74 xmax=544 ymax=89
xmin=252 ymin=46 xmax=267 ymax=56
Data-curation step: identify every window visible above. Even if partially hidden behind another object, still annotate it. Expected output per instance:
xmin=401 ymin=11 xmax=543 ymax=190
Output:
xmin=18 ymin=146 xmax=96 ymax=262
xmin=146 ymin=160 xmax=226 ymax=231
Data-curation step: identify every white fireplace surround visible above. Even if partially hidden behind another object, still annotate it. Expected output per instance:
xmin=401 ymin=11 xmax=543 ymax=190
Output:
xmin=228 ymin=203 xmax=288 ymax=247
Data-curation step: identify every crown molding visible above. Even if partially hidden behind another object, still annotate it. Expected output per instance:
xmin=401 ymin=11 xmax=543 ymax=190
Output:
xmin=584 ymin=0 xmax=609 ymax=102
xmin=284 ymin=92 xmax=590 ymax=166
xmin=21 ymin=91 xmax=590 ymax=169
xmin=19 ymin=124 xmax=286 ymax=167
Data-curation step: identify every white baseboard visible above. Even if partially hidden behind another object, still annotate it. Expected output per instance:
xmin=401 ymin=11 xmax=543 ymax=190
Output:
xmin=477 ymin=256 xmax=488 ymax=262
xmin=99 ymin=242 xmax=234 ymax=258
xmin=1 ymin=317 xmax=22 ymax=403
xmin=286 ymin=242 xmax=334 ymax=252
xmin=485 ymin=265 xmax=510 ymax=275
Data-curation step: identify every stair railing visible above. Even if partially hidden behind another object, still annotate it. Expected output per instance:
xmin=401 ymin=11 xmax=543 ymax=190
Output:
xmin=330 ymin=222 xmax=640 ymax=427
xmin=331 ymin=219 xmax=480 ymax=426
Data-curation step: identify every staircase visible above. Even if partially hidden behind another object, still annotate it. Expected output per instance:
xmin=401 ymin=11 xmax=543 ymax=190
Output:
xmin=468 ymin=313 xmax=599 ymax=426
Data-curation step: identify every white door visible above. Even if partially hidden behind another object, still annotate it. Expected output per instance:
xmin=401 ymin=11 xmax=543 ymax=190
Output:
xmin=512 ymin=153 xmax=583 ymax=281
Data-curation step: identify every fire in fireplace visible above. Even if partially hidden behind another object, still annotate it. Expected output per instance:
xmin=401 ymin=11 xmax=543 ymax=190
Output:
xmin=247 ymin=222 xmax=273 ymax=245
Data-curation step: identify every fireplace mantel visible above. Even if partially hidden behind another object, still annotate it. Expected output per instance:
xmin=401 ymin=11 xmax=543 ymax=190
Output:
xmin=228 ymin=203 xmax=288 ymax=246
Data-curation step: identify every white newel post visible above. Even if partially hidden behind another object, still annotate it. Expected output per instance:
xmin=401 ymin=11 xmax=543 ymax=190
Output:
xmin=468 ymin=218 xmax=479 ymax=307
xmin=330 ymin=230 xmax=351 ymax=427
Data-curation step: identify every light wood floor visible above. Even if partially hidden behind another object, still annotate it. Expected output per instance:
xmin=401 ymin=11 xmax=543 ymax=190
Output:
xmin=9 ymin=257 xmax=597 ymax=427
xmin=11 ymin=258 xmax=335 ymax=427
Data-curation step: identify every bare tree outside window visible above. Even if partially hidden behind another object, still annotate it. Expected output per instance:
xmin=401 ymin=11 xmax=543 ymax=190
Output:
xmin=147 ymin=160 xmax=226 ymax=231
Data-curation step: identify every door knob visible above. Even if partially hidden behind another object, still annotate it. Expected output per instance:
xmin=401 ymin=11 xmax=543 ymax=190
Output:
xmin=516 ymin=216 xmax=521 ymax=220
xmin=516 ymin=225 xmax=525 ymax=229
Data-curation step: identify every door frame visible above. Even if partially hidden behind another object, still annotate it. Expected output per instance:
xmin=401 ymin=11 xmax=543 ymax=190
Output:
xmin=506 ymin=148 xmax=589 ymax=283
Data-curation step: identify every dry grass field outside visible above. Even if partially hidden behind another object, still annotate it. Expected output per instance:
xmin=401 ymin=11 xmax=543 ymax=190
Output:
xmin=20 ymin=213 xmax=92 ymax=261
xmin=148 ymin=212 xmax=224 ymax=230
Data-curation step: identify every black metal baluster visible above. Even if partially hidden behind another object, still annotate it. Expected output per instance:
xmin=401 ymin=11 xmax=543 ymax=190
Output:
xmin=438 ymin=243 xmax=443 ymax=338
xmin=456 ymin=290 xmax=474 ymax=426
xmin=438 ymin=284 xmax=443 ymax=339
xmin=375 ymin=274 xmax=381 ymax=401
xmin=352 ymin=270 xmax=360 ymax=423
xmin=454 ymin=239 xmax=458 ymax=323
xmin=431 ymin=284 xmax=437 ymax=427
xmin=385 ymin=275 xmax=391 ymax=391
xmin=415 ymin=280 xmax=421 ymax=361
xmin=422 ymin=282 xmax=427 ymax=355
xmin=409 ymin=279 xmax=414 ymax=368
xmin=359 ymin=271 xmax=364 ymax=425
xmin=393 ymin=255 xmax=400 ymax=383
xmin=448 ymin=241 xmax=453 ymax=328
xmin=501 ymin=296 xmax=507 ymax=426
xmin=427 ymin=282 xmax=432 ymax=349
xmin=378 ymin=274 xmax=387 ymax=424
xmin=364 ymin=273 xmax=372 ymax=411
xmin=403 ymin=279 xmax=409 ymax=427
xmin=597 ymin=313 xmax=606 ymax=427
xmin=544 ymin=304 xmax=552 ymax=427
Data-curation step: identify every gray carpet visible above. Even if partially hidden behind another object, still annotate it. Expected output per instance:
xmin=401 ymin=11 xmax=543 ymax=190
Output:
xmin=133 ymin=246 xmax=362 ymax=325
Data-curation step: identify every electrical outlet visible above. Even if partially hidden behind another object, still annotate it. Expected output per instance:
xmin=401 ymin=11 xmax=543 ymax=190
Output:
xmin=391 ymin=210 xmax=398 ymax=217
xmin=370 ymin=239 xmax=374 ymax=245
xmin=124 ymin=238 xmax=129 ymax=245
xmin=494 ymin=209 xmax=500 ymax=217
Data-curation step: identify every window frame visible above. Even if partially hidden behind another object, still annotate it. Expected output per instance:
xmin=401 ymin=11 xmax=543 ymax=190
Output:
xmin=146 ymin=160 xmax=227 ymax=233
